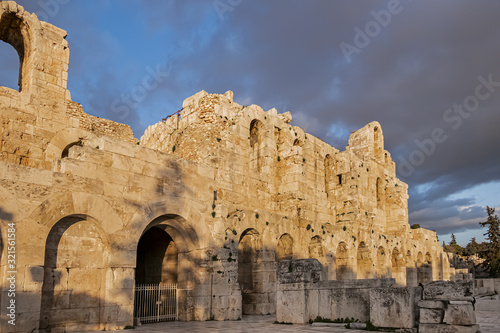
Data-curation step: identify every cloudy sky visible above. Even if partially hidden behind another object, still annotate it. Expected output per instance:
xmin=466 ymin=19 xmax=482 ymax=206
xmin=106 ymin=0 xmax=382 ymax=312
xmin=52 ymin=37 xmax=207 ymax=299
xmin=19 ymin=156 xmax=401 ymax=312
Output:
xmin=1 ymin=0 xmax=499 ymax=245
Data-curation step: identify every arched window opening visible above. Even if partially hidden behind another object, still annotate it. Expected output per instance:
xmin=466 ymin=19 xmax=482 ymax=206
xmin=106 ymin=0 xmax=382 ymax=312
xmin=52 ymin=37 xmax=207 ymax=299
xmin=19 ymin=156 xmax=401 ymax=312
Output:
xmin=249 ymin=119 xmax=261 ymax=148
xmin=357 ymin=242 xmax=373 ymax=279
xmin=376 ymin=246 xmax=389 ymax=278
xmin=325 ymin=154 xmax=335 ymax=194
xmin=0 ymin=13 xmax=26 ymax=92
xmin=0 ymin=40 xmax=21 ymax=90
xmin=309 ymin=236 xmax=324 ymax=262
xmin=276 ymin=234 xmax=293 ymax=262
xmin=376 ymin=177 xmax=384 ymax=209
xmin=61 ymin=140 xmax=83 ymax=158
xmin=249 ymin=119 xmax=263 ymax=172
xmin=374 ymin=127 xmax=383 ymax=160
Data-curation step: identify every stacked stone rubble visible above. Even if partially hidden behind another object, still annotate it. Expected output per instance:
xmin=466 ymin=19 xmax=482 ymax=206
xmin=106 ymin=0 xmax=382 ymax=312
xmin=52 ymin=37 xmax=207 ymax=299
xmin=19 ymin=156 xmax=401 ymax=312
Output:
xmin=418 ymin=281 xmax=479 ymax=333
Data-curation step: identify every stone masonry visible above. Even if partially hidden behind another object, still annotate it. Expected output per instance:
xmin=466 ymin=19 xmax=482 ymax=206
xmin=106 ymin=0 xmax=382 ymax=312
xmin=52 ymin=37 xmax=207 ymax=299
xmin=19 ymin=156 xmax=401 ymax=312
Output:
xmin=0 ymin=2 xmax=459 ymax=332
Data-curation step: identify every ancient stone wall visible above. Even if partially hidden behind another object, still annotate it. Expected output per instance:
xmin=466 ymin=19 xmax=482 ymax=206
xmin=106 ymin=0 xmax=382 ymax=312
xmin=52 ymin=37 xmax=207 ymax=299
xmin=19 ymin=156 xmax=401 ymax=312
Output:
xmin=0 ymin=2 xmax=458 ymax=332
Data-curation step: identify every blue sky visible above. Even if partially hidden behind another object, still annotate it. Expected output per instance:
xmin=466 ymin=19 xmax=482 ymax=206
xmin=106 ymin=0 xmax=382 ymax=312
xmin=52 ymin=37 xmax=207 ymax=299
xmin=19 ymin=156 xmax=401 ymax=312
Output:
xmin=1 ymin=0 xmax=499 ymax=246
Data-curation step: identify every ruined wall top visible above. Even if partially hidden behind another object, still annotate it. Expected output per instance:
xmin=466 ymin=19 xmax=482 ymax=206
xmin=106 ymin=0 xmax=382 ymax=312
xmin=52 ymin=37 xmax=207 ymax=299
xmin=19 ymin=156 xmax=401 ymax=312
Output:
xmin=141 ymin=89 xmax=395 ymax=173
xmin=0 ymin=1 xmax=70 ymax=105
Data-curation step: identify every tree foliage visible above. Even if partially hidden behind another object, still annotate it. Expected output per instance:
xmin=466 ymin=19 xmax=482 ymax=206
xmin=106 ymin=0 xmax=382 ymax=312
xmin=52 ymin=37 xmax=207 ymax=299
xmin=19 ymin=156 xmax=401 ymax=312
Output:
xmin=479 ymin=206 xmax=500 ymax=277
xmin=464 ymin=237 xmax=480 ymax=257
xmin=444 ymin=233 xmax=464 ymax=255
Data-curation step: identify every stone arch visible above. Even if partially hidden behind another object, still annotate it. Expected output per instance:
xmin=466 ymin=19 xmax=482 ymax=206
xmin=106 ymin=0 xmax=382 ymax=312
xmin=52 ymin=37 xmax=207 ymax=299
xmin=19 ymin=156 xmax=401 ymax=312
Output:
xmin=39 ymin=214 xmax=109 ymax=332
xmin=356 ymin=241 xmax=373 ymax=279
xmin=249 ymin=119 xmax=264 ymax=172
xmin=127 ymin=197 xmax=206 ymax=255
xmin=376 ymin=246 xmax=389 ymax=278
xmin=276 ymin=233 xmax=293 ymax=262
xmin=336 ymin=241 xmax=350 ymax=280
xmin=134 ymin=213 xmax=203 ymax=322
xmin=45 ymin=128 xmax=94 ymax=160
xmin=391 ymin=247 xmax=406 ymax=286
xmin=30 ymin=192 xmax=122 ymax=240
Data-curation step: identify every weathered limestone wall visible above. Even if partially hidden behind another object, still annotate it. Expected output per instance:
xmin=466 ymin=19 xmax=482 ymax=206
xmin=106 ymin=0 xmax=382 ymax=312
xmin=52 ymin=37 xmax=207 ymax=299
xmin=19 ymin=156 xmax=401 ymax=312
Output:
xmin=0 ymin=2 xmax=458 ymax=332
xmin=276 ymin=259 xmax=400 ymax=324
xmin=277 ymin=261 xmax=478 ymax=332
xmin=141 ymin=89 xmax=452 ymax=288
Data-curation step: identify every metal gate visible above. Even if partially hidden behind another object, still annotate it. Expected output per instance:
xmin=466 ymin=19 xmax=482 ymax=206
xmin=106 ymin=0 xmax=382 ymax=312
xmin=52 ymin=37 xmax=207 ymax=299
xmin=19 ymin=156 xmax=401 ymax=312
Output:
xmin=134 ymin=284 xmax=178 ymax=324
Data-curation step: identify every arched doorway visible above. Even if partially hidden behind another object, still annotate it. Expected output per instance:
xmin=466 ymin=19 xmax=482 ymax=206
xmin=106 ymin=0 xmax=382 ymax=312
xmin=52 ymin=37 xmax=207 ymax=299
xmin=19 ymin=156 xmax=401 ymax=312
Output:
xmin=134 ymin=215 xmax=199 ymax=323
xmin=39 ymin=215 xmax=107 ymax=332
xmin=357 ymin=242 xmax=373 ymax=279
xmin=134 ymin=226 xmax=178 ymax=323
xmin=136 ymin=227 xmax=178 ymax=284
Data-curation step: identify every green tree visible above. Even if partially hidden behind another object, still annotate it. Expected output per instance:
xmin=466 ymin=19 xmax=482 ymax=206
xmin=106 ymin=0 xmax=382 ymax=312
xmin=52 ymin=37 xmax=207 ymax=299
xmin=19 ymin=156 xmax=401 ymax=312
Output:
xmin=479 ymin=206 xmax=500 ymax=277
xmin=464 ymin=237 xmax=480 ymax=257
xmin=450 ymin=233 xmax=458 ymax=245
xmin=444 ymin=233 xmax=464 ymax=255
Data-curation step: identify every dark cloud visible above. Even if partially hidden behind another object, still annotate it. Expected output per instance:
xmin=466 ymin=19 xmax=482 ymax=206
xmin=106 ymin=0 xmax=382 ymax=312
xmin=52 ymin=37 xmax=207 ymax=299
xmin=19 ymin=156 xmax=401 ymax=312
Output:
xmin=3 ymin=0 xmax=500 ymax=240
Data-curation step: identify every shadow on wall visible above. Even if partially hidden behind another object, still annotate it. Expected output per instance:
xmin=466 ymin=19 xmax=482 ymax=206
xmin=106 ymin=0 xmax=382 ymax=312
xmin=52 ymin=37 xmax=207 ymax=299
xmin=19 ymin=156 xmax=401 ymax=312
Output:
xmin=34 ymin=215 xmax=134 ymax=332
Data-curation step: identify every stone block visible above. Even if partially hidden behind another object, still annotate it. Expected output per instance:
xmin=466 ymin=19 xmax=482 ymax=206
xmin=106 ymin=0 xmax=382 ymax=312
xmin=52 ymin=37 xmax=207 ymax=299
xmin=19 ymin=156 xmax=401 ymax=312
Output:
xmin=369 ymin=287 xmax=415 ymax=328
xmin=419 ymin=323 xmax=480 ymax=333
xmin=419 ymin=308 xmax=443 ymax=324
xmin=418 ymin=300 xmax=446 ymax=309
xmin=443 ymin=304 xmax=476 ymax=325
xmin=423 ymin=281 xmax=474 ymax=301
xmin=276 ymin=289 xmax=307 ymax=324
